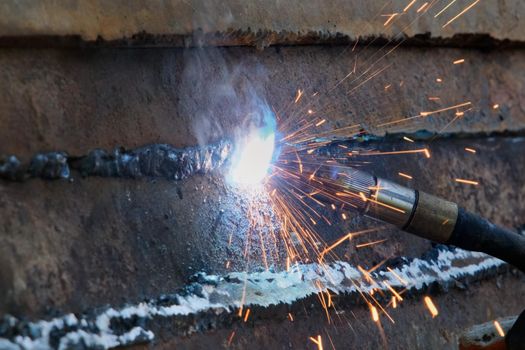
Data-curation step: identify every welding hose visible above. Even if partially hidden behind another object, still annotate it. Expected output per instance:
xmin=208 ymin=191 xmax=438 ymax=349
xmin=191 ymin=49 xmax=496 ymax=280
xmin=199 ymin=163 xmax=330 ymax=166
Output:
xmin=448 ymin=209 xmax=525 ymax=272
xmin=330 ymin=168 xmax=525 ymax=272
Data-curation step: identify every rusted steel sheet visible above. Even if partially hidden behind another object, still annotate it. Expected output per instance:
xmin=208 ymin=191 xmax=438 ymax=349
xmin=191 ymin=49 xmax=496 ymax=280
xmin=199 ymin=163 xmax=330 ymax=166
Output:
xmin=0 ymin=46 xmax=524 ymax=161
xmin=0 ymin=136 xmax=523 ymax=319
xmin=0 ymin=1 xmax=523 ymax=45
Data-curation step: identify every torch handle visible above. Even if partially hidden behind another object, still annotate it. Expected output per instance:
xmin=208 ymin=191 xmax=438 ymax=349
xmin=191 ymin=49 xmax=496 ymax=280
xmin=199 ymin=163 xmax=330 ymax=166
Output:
xmin=447 ymin=208 xmax=525 ymax=272
xmin=329 ymin=169 xmax=525 ymax=272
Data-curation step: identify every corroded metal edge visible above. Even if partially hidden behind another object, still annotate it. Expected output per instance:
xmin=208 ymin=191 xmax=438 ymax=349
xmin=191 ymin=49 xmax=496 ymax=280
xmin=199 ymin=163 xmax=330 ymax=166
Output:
xmin=0 ymin=246 xmax=509 ymax=349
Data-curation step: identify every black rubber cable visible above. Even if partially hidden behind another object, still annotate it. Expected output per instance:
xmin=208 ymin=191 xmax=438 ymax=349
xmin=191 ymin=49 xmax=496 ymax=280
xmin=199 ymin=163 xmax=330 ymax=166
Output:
xmin=447 ymin=208 xmax=525 ymax=273
xmin=506 ymin=309 xmax=525 ymax=350
xmin=446 ymin=208 xmax=525 ymax=348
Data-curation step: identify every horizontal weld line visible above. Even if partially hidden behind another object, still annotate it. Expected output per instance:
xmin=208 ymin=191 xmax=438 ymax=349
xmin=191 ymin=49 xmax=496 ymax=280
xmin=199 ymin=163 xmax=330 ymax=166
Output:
xmin=0 ymin=140 xmax=232 ymax=182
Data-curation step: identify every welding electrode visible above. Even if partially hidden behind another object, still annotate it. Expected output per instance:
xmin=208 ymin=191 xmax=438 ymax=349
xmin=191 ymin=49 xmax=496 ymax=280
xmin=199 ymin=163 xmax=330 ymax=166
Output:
xmin=327 ymin=168 xmax=525 ymax=272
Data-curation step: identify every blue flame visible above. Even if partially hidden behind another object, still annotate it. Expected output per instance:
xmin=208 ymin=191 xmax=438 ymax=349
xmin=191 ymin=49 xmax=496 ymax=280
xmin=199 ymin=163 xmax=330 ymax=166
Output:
xmin=229 ymin=104 xmax=277 ymax=186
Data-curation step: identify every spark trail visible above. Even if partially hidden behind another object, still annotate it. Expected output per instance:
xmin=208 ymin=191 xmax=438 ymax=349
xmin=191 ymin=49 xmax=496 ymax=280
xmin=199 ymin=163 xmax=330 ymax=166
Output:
xmin=228 ymin=0 xmax=491 ymax=345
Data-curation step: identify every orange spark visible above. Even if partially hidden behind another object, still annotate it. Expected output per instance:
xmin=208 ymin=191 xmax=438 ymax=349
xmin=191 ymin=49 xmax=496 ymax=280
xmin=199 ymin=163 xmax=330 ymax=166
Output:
xmin=424 ymin=296 xmax=439 ymax=318
xmin=403 ymin=136 xmax=414 ymax=143
xmin=359 ymin=192 xmax=367 ymax=202
xmin=356 ymin=238 xmax=388 ymax=249
xmin=443 ymin=0 xmax=481 ymax=28
xmin=436 ymin=78 xmax=443 ymax=83
xmin=294 ymin=89 xmax=304 ymax=103
xmin=435 ymin=0 xmax=457 ymax=18
xmin=370 ymin=305 xmax=380 ymax=322
xmin=357 ymin=148 xmax=430 ymax=157
xmin=368 ymin=259 xmax=389 ymax=273
xmin=464 ymin=147 xmax=476 ymax=153
xmin=378 ymin=102 xmax=471 ymax=128
xmin=416 ymin=2 xmax=428 ymax=13
xmin=384 ymin=281 xmax=403 ymax=301
xmin=309 ymin=335 xmax=323 ymax=350
xmin=398 ymin=172 xmax=413 ymax=179
xmin=428 ymin=96 xmax=441 ymax=101
xmin=420 ymin=102 xmax=471 ymax=117
xmin=367 ymin=197 xmax=407 ymax=213
xmin=392 ymin=296 xmax=398 ymax=308
xmin=342 ymin=213 xmax=347 ymax=220
xmin=493 ymin=104 xmax=499 ymax=109
xmin=352 ymin=37 xmax=359 ymax=52
xmin=315 ymin=119 xmax=327 ymax=127
xmin=288 ymin=313 xmax=294 ymax=322
xmin=455 ymin=178 xmax=479 ymax=185
xmin=403 ymin=0 xmax=418 ymax=12
xmin=227 ymin=331 xmax=236 ymax=346
xmin=453 ymin=58 xmax=465 ymax=64
xmin=238 ymin=279 xmax=247 ymax=317
xmin=494 ymin=320 xmax=505 ymax=337
xmin=327 ymin=291 xmax=333 ymax=307
xmin=320 ymin=228 xmax=378 ymax=260
xmin=383 ymin=13 xmax=399 ymax=26
xmin=387 ymin=267 xmax=409 ymax=286
xmin=243 ymin=308 xmax=251 ymax=322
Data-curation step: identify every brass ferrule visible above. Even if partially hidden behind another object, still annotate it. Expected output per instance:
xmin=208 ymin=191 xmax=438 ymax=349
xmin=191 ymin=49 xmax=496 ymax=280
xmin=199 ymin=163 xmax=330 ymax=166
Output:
xmin=333 ymin=170 xmax=459 ymax=243
xmin=404 ymin=191 xmax=458 ymax=243
xmin=366 ymin=177 xmax=458 ymax=243
xmin=368 ymin=178 xmax=416 ymax=228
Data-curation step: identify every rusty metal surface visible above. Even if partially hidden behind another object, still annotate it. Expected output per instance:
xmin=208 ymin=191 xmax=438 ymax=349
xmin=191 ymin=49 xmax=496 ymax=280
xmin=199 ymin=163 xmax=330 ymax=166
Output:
xmin=0 ymin=247 xmax=518 ymax=349
xmin=0 ymin=172 xmax=255 ymax=318
xmin=459 ymin=316 xmax=517 ymax=350
xmin=0 ymin=7 xmax=524 ymax=348
xmin=0 ymin=46 xmax=524 ymax=161
xmin=0 ymin=1 xmax=524 ymax=45
xmin=136 ymin=272 xmax=524 ymax=350
xmin=0 ymin=136 xmax=524 ymax=321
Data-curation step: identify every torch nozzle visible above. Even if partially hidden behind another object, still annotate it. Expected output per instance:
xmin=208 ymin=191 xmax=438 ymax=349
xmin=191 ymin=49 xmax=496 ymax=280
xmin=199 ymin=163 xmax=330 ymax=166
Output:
xmin=325 ymin=167 xmax=525 ymax=272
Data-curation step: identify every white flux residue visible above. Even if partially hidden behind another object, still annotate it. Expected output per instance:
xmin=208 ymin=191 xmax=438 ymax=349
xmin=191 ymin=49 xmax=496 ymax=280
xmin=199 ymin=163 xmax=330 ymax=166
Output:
xmin=0 ymin=248 xmax=505 ymax=350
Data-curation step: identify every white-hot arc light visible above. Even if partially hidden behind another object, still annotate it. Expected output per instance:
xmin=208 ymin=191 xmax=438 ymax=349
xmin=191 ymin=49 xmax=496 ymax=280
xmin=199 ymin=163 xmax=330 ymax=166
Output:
xmin=230 ymin=130 xmax=275 ymax=185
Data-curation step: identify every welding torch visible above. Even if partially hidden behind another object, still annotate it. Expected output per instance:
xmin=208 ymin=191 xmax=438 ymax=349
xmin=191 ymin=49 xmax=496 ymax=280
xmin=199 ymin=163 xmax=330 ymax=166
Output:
xmin=326 ymin=168 xmax=525 ymax=272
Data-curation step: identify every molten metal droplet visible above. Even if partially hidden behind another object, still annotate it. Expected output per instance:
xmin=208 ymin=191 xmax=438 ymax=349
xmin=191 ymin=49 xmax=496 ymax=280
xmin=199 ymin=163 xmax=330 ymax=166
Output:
xmin=229 ymin=130 xmax=275 ymax=185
